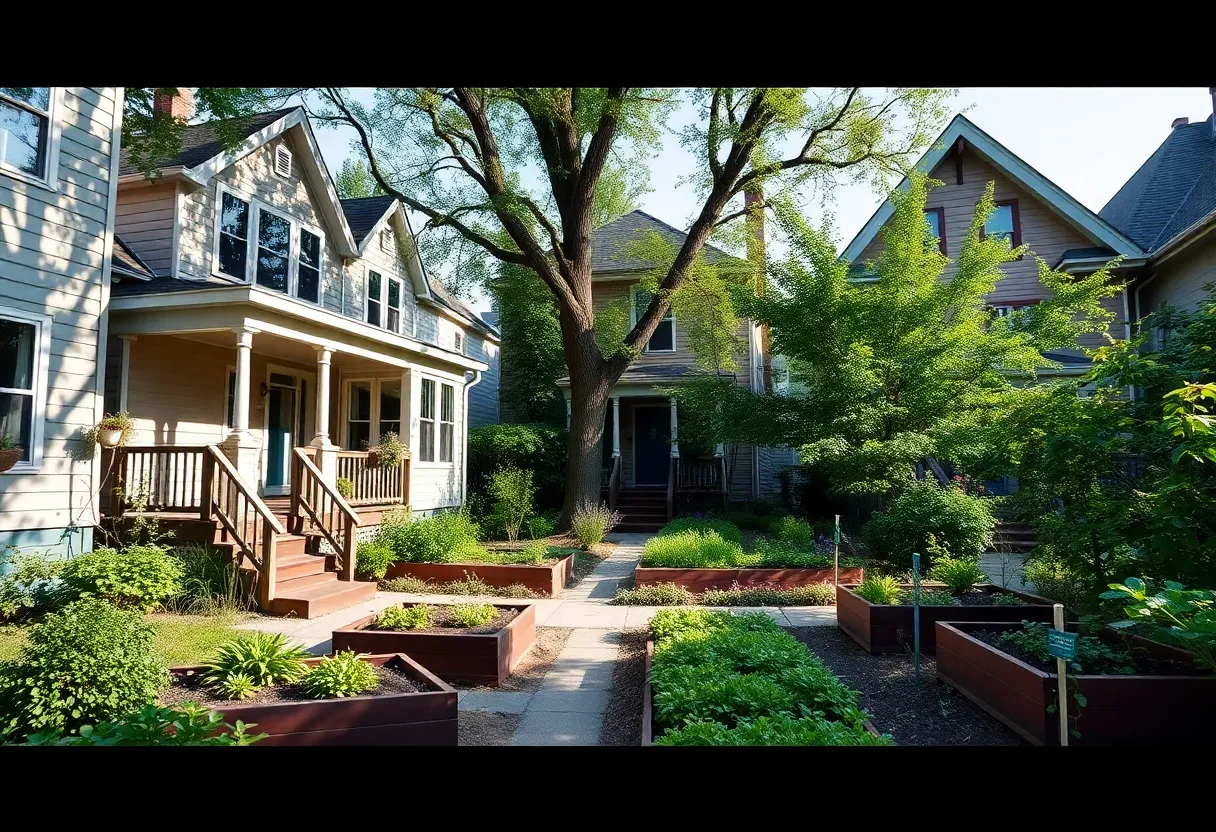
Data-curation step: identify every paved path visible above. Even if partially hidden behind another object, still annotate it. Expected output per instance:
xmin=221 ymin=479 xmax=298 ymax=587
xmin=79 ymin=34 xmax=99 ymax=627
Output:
xmin=980 ymin=551 xmax=1028 ymax=591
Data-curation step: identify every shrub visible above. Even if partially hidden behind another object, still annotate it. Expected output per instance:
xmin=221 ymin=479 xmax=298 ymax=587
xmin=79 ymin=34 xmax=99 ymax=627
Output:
xmin=0 ymin=599 xmax=169 ymax=739
xmin=376 ymin=604 xmax=431 ymax=631
xmin=335 ymin=477 xmax=353 ymax=499
xmin=355 ymin=540 xmax=395 ymax=581
xmin=855 ymin=575 xmax=903 ymax=605
xmin=641 ymin=530 xmax=748 ymax=569
xmin=655 ymin=714 xmax=892 ymax=746
xmin=487 ymin=466 xmax=536 ymax=542
xmin=300 ymin=651 xmax=380 ymax=699
xmin=468 ymin=422 xmax=567 ymax=510
xmin=448 ymin=603 xmax=499 ymax=628
xmin=752 ymin=537 xmax=858 ymax=569
xmin=27 ymin=702 xmax=266 ymax=746
xmin=927 ymin=553 xmax=988 ymax=595
xmin=203 ymin=633 xmax=310 ymax=696
xmin=168 ymin=544 xmax=251 ymax=614
xmin=725 ymin=511 xmax=776 ymax=532
xmin=612 ymin=583 xmax=694 ymax=606
xmin=660 ymin=517 xmax=744 ymax=545
xmin=515 ymin=542 xmax=550 ymax=565
xmin=701 ymin=582 xmax=836 ymax=607
xmin=861 ymin=480 xmax=996 ymax=568
xmin=0 ymin=549 xmax=63 ymax=620
xmin=376 ymin=508 xmax=481 ymax=564
xmin=378 ymin=575 xmax=430 ymax=593
xmin=59 ymin=545 xmax=182 ymax=612
xmin=570 ymin=500 xmax=621 ymax=550
xmin=773 ymin=516 xmax=815 ymax=547
xmin=1022 ymin=555 xmax=1089 ymax=610
xmin=525 ymin=514 xmax=557 ymax=540
xmin=1102 ymin=577 xmax=1216 ymax=672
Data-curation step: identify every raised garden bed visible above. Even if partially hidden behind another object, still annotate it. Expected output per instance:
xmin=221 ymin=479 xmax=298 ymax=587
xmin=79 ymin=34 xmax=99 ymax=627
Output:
xmin=383 ymin=552 xmax=576 ymax=597
xmin=836 ymin=583 xmax=1054 ymax=654
xmin=332 ymin=603 xmax=537 ymax=686
xmin=936 ymin=621 xmax=1216 ymax=746
xmin=635 ymin=566 xmax=864 ymax=593
xmin=166 ymin=654 xmax=457 ymax=746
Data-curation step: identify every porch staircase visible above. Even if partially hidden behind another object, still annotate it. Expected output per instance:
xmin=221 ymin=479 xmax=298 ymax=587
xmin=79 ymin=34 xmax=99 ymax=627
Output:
xmin=615 ymin=487 xmax=667 ymax=533
xmin=992 ymin=519 xmax=1038 ymax=554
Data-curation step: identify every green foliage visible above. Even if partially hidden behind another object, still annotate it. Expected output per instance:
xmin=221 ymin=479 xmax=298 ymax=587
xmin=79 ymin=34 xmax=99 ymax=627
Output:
xmin=988 ymin=592 xmax=1027 ymax=606
xmin=0 ymin=549 xmax=63 ymax=621
xmin=701 ymin=582 xmax=836 ymax=607
xmin=515 ymin=542 xmax=550 ymax=565
xmin=490 ymin=262 xmax=568 ymax=426
xmin=468 ymin=423 xmax=567 ymax=511
xmin=655 ymin=713 xmax=892 ymax=746
xmin=773 ymin=516 xmax=815 ymax=547
xmin=641 ymin=530 xmax=748 ymax=569
xmin=447 ymin=603 xmax=499 ymax=628
xmin=751 ymin=537 xmax=860 ymax=569
xmin=855 ymin=575 xmax=903 ymax=605
xmin=612 ymin=583 xmax=695 ymax=606
xmin=378 ymin=574 xmax=542 ymax=599
xmin=1022 ymin=555 xmax=1090 ymax=610
xmin=927 ymin=553 xmax=988 ymax=595
xmin=376 ymin=509 xmax=482 ymax=564
xmin=335 ymin=477 xmax=353 ymax=499
xmin=1102 ymin=577 xmax=1216 ymax=672
xmin=898 ymin=587 xmax=956 ymax=606
xmin=300 ymin=651 xmax=380 ymax=699
xmin=376 ymin=604 xmax=432 ymax=631
xmin=0 ymin=599 xmax=169 ymax=739
xmin=60 ymin=545 xmax=183 ymax=612
xmin=487 ymin=466 xmax=536 ymax=542
xmin=167 ymin=544 xmax=252 ymax=614
xmin=861 ymin=480 xmax=995 ymax=568
xmin=82 ymin=411 xmax=137 ymax=451
xmin=570 ymin=500 xmax=621 ymax=550
xmin=999 ymin=621 xmax=1135 ymax=675
xmin=203 ymin=633 xmax=310 ymax=696
xmin=649 ymin=608 xmax=780 ymax=643
xmin=335 ymin=156 xmax=385 ymax=200
xmin=525 ymin=514 xmax=557 ymax=540
xmin=213 ymin=672 xmax=259 ymax=701
xmin=27 ymin=702 xmax=266 ymax=746
xmin=355 ymin=540 xmax=395 ymax=582
xmin=660 ymin=517 xmax=744 ymax=545
xmin=724 ymin=511 xmax=777 ymax=532
xmin=370 ymin=431 xmax=406 ymax=467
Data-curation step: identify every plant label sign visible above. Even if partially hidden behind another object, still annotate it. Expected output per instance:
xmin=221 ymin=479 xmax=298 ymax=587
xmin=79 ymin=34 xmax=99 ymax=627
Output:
xmin=1047 ymin=630 xmax=1077 ymax=661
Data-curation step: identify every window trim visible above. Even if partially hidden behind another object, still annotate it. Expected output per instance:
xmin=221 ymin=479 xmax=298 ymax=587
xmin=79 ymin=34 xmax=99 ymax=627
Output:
xmin=0 ymin=87 xmax=63 ymax=191
xmin=386 ymin=276 xmax=404 ymax=335
xmin=631 ymin=287 xmax=676 ymax=354
xmin=414 ymin=374 xmax=460 ymax=469
xmin=223 ymin=364 xmax=237 ymax=435
xmin=980 ymin=198 xmax=1022 ymax=248
xmin=0 ymin=307 xmax=53 ymax=474
xmin=211 ymin=182 xmax=326 ymax=307
xmin=365 ymin=267 xmax=384 ymax=329
xmin=924 ymin=207 xmax=947 ymax=255
xmin=365 ymin=267 xmax=408 ymax=336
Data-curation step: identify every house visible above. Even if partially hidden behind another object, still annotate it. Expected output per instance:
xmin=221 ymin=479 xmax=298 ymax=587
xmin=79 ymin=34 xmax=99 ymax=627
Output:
xmin=100 ymin=92 xmax=493 ymax=616
xmin=557 ymin=210 xmax=795 ymax=530
xmin=0 ymin=87 xmax=126 ymax=559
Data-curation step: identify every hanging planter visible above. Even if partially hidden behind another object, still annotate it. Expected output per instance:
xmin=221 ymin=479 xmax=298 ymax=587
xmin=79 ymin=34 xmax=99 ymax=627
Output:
xmin=369 ymin=431 xmax=406 ymax=468
xmin=85 ymin=412 xmax=137 ymax=451
xmin=0 ymin=436 xmax=24 ymax=473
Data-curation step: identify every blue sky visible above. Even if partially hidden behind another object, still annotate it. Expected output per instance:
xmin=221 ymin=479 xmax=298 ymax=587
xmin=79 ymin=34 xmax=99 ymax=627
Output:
xmin=310 ymin=88 xmax=1215 ymax=314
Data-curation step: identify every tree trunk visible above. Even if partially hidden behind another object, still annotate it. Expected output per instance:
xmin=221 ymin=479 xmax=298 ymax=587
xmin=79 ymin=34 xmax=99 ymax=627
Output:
xmin=557 ymin=362 xmax=612 ymax=532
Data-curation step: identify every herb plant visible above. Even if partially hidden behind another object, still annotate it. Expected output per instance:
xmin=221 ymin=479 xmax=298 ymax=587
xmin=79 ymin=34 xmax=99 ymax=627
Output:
xmin=355 ymin=540 xmax=395 ymax=581
xmin=569 ymin=499 xmax=621 ymax=549
xmin=300 ymin=651 xmax=380 ymax=699
xmin=897 ymin=587 xmax=956 ymax=606
xmin=447 ymin=603 xmax=498 ymax=628
xmin=659 ymin=517 xmax=745 ymax=545
xmin=1102 ymin=577 xmax=1216 ymax=672
xmin=655 ymin=714 xmax=891 ymax=746
xmin=213 ymin=671 xmax=259 ymax=701
xmin=27 ymin=702 xmax=267 ymax=746
xmin=612 ymin=582 xmax=695 ymax=606
xmin=772 ymin=516 xmax=815 ymax=547
xmin=203 ymin=632 xmax=311 ymax=696
xmin=855 ymin=575 xmax=903 ymax=605
xmin=641 ymin=530 xmax=748 ymax=569
xmin=927 ymin=553 xmax=988 ymax=595
xmin=376 ymin=604 xmax=431 ymax=631
xmin=998 ymin=621 xmax=1136 ymax=675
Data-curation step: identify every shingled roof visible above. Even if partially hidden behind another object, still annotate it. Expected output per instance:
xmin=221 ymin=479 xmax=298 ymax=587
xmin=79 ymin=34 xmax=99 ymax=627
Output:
xmin=591 ymin=210 xmax=740 ymax=273
xmin=339 ymin=195 xmax=396 ymax=247
xmin=428 ymin=280 xmax=498 ymax=337
xmin=118 ymin=108 xmax=297 ymax=177
xmin=1100 ymin=116 xmax=1216 ymax=253
xmin=111 ymin=234 xmax=156 ymax=279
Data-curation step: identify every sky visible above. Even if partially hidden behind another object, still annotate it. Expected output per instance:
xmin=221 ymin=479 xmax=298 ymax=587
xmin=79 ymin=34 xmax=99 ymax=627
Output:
xmin=309 ymin=88 xmax=1216 ymax=315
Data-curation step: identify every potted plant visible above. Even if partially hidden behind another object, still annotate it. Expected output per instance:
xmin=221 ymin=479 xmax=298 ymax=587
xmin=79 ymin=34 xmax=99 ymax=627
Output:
xmin=368 ymin=431 xmax=406 ymax=468
xmin=0 ymin=434 xmax=24 ymax=473
xmin=336 ymin=477 xmax=354 ymax=499
xmin=87 ymin=412 xmax=136 ymax=449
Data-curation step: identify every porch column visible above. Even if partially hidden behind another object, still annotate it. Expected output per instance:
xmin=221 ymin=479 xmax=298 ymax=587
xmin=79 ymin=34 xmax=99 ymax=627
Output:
xmin=310 ymin=346 xmax=337 ymax=487
xmin=232 ymin=328 xmax=254 ymax=436
xmin=611 ymin=397 xmax=621 ymax=458
xmin=669 ymin=398 xmax=679 ymax=458
xmin=220 ymin=326 xmax=262 ymax=488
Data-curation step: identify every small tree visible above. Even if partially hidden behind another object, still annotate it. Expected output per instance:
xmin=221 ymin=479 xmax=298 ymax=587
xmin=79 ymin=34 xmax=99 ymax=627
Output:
xmin=488 ymin=466 xmax=537 ymax=542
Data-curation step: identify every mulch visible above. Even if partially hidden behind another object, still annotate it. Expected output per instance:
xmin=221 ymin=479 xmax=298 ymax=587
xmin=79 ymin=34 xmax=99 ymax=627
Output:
xmin=456 ymin=626 xmax=574 ymax=692
xmin=372 ymin=605 xmax=518 ymax=635
xmin=599 ymin=629 xmax=647 ymax=746
xmin=787 ymin=627 xmax=1025 ymax=746
xmin=160 ymin=664 xmax=422 ymax=709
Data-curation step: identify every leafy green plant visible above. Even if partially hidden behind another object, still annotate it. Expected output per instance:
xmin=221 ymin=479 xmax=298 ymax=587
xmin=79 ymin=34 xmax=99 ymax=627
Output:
xmin=167 ymin=544 xmax=251 ymax=614
xmin=0 ymin=599 xmax=170 ymax=739
xmin=447 ymin=603 xmax=498 ymax=628
xmin=898 ymin=587 xmax=956 ymax=606
xmin=999 ymin=621 xmax=1135 ymax=675
xmin=655 ymin=714 xmax=892 ymax=746
xmin=570 ymin=499 xmax=621 ymax=550
xmin=927 ymin=553 xmax=988 ymax=595
xmin=26 ymin=702 xmax=266 ymax=746
xmin=612 ymin=582 xmax=695 ymax=606
xmin=335 ymin=477 xmax=354 ymax=499
xmin=660 ymin=517 xmax=744 ymax=545
xmin=376 ymin=508 xmax=482 ymax=564
xmin=1022 ymin=555 xmax=1090 ymax=610
xmin=59 ymin=545 xmax=182 ymax=612
xmin=988 ymin=592 xmax=1027 ymax=606
xmin=861 ymin=480 xmax=996 ymax=569
xmin=515 ymin=542 xmax=550 ymax=565
xmin=751 ymin=537 xmax=861 ymax=569
xmin=525 ymin=514 xmax=556 ymax=540
xmin=0 ymin=548 xmax=63 ymax=621
xmin=701 ymin=582 xmax=836 ymax=607
xmin=355 ymin=540 xmax=395 ymax=581
xmin=376 ymin=604 xmax=431 ymax=631
xmin=370 ymin=431 xmax=407 ymax=467
xmin=202 ymin=632 xmax=310 ymax=696
xmin=773 ymin=516 xmax=815 ymax=547
xmin=649 ymin=608 xmax=779 ymax=642
xmin=487 ymin=465 xmax=536 ymax=542
xmin=0 ymin=434 xmax=18 ymax=451
xmin=467 ymin=422 xmax=566 ymax=511
xmin=854 ymin=575 xmax=903 ymax=605
xmin=213 ymin=671 xmax=259 ymax=701
xmin=641 ymin=530 xmax=749 ymax=569
xmin=378 ymin=574 xmax=542 ymax=599
xmin=82 ymin=411 xmax=137 ymax=449
xmin=300 ymin=651 xmax=380 ymax=699
xmin=724 ymin=511 xmax=777 ymax=532
xmin=1102 ymin=577 xmax=1216 ymax=672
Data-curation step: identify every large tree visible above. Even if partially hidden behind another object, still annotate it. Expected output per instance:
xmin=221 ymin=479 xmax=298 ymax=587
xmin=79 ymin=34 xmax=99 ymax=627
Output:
xmin=265 ymin=88 xmax=952 ymax=525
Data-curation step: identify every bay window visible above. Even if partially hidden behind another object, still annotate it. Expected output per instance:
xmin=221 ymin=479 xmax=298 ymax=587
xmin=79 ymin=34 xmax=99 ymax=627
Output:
xmin=0 ymin=309 xmax=51 ymax=471
xmin=0 ymin=87 xmax=58 ymax=186
xmin=212 ymin=184 xmax=324 ymax=304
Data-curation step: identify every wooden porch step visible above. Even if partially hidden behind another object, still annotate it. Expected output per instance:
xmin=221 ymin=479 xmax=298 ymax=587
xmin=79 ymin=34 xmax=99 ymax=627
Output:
xmin=617 ymin=521 xmax=664 ymax=533
xmin=275 ymin=551 xmax=330 ymax=582
xmin=268 ymin=576 xmax=377 ymax=619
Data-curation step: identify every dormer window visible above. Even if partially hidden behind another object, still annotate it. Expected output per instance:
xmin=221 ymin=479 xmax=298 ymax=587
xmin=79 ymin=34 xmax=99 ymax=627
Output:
xmin=274 ymin=145 xmax=293 ymax=178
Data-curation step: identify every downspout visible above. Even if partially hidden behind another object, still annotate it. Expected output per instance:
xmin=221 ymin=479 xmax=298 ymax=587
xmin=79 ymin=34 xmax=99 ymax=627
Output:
xmin=1121 ymin=286 xmax=1135 ymax=402
xmin=461 ymin=368 xmax=483 ymax=505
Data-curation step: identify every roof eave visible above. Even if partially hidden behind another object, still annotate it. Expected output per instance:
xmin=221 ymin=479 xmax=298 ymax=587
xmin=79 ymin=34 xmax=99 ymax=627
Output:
xmin=1148 ymin=207 xmax=1216 ymax=267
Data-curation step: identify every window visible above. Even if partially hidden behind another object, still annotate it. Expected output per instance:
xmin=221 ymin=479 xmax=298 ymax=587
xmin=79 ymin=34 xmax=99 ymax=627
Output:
xmin=454 ymin=331 xmax=463 ymax=354
xmin=273 ymin=145 xmax=292 ymax=178
xmin=0 ymin=310 xmax=50 ymax=470
xmin=366 ymin=270 xmax=382 ymax=327
xmin=297 ymin=229 xmax=321 ymax=304
xmin=213 ymin=186 xmax=324 ymax=304
xmin=633 ymin=288 xmax=675 ymax=352
xmin=224 ymin=368 xmax=237 ymax=430
xmin=419 ymin=379 xmax=436 ymax=462
xmin=989 ymin=302 xmax=1036 ymax=331
xmin=439 ymin=383 xmax=455 ymax=462
xmin=217 ymin=191 xmax=250 ymax=279
xmin=255 ymin=209 xmax=291 ymax=293
xmin=983 ymin=200 xmax=1021 ymax=247
xmin=924 ymin=207 xmax=946 ymax=254
xmin=0 ymin=87 xmax=55 ymax=184
xmin=387 ymin=277 xmax=402 ymax=334
xmin=379 ymin=379 xmax=401 ymax=438
xmin=380 ymin=229 xmax=392 ymax=252
xmin=347 ymin=381 xmax=372 ymax=449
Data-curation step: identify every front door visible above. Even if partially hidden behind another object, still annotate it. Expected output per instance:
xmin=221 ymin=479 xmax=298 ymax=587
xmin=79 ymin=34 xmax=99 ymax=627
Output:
xmin=634 ymin=406 xmax=671 ymax=486
xmin=265 ymin=373 xmax=298 ymax=495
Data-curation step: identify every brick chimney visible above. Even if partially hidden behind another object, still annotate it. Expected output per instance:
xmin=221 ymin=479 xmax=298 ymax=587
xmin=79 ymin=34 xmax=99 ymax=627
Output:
xmin=1172 ymin=117 xmax=1189 ymax=129
xmin=744 ymin=187 xmax=773 ymax=392
xmin=153 ymin=88 xmax=194 ymax=122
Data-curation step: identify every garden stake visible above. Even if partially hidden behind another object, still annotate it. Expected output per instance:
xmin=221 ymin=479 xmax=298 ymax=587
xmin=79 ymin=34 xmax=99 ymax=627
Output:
xmin=833 ymin=514 xmax=841 ymax=586
xmin=912 ymin=552 xmax=921 ymax=683
xmin=1054 ymin=603 xmax=1068 ymax=747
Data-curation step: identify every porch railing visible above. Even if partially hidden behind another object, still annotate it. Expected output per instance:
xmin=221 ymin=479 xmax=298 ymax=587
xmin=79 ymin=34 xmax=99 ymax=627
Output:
xmin=675 ymin=456 xmax=729 ymax=511
xmin=335 ymin=450 xmax=411 ymax=506
xmin=291 ymin=447 xmax=360 ymax=581
xmin=108 ymin=445 xmax=209 ymax=512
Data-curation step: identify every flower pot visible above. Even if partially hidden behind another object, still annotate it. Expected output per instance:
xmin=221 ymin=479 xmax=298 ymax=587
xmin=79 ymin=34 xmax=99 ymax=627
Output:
xmin=98 ymin=428 xmax=125 ymax=448
xmin=366 ymin=450 xmax=382 ymax=469
xmin=0 ymin=448 xmax=24 ymax=473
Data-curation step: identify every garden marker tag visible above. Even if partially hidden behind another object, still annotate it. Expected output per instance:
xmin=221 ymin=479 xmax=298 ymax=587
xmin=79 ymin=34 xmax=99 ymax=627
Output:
xmin=1047 ymin=630 xmax=1078 ymax=661
xmin=911 ymin=553 xmax=921 ymax=683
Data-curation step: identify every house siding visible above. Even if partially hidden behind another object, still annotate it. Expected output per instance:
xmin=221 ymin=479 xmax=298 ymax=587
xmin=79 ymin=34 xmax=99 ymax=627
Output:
xmin=466 ymin=333 xmax=499 ymax=427
xmin=0 ymin=86 xmax=122 ymax=557
xmin=1140 ymin=234 xmax=1216 ymax=338
xmin=114 ymin=182 xmax=175 ymax=275
xmin=344 ymin=222 xmax=419 ymax=332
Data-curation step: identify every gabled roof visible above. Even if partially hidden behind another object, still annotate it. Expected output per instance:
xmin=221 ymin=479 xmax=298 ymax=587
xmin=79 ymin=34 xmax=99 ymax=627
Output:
xmin=427 ymin=280 xmax=499 ymax=339
xmin=111 ymin=234 xmax=156 ymax=280
xmin=117 ymin=108 xmax=297 ymax=176
xmin=339 ymin=195 xmax=397 ymax=247
xmin=1100 ymin=116 xmax=1216 ymax=253
xmin=841 ymin=114 xmax=1145 ymax=264
xmin=591 ymin=210 xmax=740 ymax=274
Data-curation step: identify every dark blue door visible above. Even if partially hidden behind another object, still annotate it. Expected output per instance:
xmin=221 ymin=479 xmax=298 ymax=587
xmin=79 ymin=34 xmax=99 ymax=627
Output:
xmin=634 ymin=406 xmax=670 ymax=485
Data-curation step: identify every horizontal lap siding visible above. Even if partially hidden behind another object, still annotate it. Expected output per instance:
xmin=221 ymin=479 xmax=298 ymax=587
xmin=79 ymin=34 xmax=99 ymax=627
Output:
xmin=114 ymin=183 xmax=175 ymax=275
xmin=1142 ymin=235 xmax=1216 ymax=335
xmin=0 ymin=87 xmax=119 ymax=540
xmin=466 ymin=334 xmax=499 ymax=427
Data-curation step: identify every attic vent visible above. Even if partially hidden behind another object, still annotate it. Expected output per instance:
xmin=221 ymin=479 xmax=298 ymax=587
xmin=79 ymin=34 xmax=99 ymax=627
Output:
xmin=274 ymin=145 xmax=293 ymax=177
xmin=380 ymin=228 xmax=391 ymax=252
xmin=454 ymin=331 xmax=463 ymax=354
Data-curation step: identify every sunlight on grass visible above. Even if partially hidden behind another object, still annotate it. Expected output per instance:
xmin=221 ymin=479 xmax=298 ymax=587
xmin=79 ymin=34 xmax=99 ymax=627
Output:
xmin=147 ymin=612 xmax=252 ymax=666
xmin=0 ymin=625 xmax=26 ymax=662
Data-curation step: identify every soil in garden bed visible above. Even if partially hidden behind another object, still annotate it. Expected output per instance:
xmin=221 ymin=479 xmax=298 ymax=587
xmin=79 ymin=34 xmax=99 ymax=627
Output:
xmin=160 ymin=664 xmax=421 ymax=709
xmin=379 ymin=604 xmax=519 ymax=635
xmin=599 ymin=629 xmax=647 ymax=746
xmin=968 ymin=628 xmax=1201 ymax=677
xmin=455 ymin=626 xmax=574 ymax=692
xmin=787 ymin=627 xmax=1024 ymax=746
